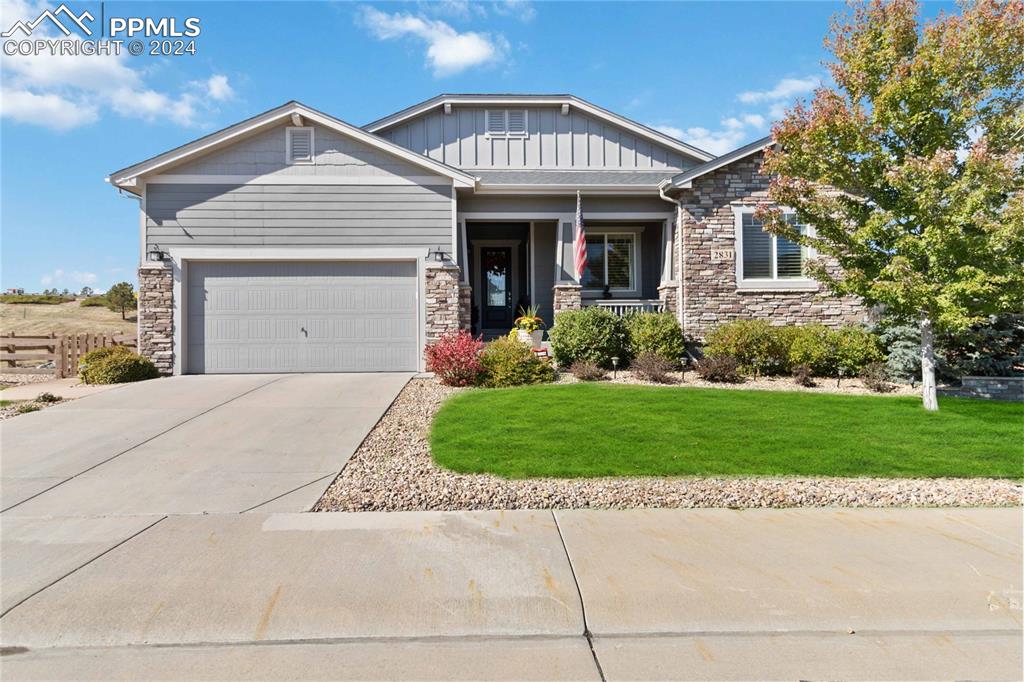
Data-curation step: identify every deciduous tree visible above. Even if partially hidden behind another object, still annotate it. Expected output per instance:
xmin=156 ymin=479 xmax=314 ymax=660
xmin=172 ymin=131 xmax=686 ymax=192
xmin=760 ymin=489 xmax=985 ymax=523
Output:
xmin=760 ymin=0 xmax=1024 ymax=410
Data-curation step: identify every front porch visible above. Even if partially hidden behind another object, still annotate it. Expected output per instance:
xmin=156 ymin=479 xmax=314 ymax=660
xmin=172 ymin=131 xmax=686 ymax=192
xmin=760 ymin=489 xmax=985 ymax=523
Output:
xmin=457 ymin=212 xmax=675 ymax=337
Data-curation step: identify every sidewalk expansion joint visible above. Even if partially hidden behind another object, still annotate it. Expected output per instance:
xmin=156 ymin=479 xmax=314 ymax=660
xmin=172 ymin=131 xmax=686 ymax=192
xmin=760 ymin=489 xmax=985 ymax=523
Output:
xmin=550 ymin=509 xmax=606 ymax=682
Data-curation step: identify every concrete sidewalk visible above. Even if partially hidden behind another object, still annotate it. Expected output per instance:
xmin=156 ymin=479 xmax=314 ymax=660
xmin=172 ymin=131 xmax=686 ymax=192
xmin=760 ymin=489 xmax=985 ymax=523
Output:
xmin=2 ymin=508 xmax=1020 ymax=680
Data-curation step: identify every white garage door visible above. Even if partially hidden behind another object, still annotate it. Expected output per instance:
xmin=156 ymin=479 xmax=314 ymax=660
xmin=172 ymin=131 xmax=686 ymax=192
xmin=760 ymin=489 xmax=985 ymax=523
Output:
xmin=186 ymin=261 xmax=418 ymax=374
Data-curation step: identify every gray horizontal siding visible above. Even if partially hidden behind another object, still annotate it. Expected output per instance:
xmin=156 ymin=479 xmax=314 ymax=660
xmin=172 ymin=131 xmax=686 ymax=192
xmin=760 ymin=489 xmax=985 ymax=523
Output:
xmin=380 ymin=107 xmax=696 ymax=172
xmin=458 ymin=194 xmax=672 ymax=215
xmin=166 ymin=123 xmax=433 ymax=179
xmin=146 ymin=183 xmax=453 ymax=251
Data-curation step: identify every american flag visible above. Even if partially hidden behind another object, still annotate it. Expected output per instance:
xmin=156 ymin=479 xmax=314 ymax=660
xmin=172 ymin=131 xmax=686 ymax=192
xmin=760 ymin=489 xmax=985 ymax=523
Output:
xmin=573 ymin=191 xmax=587 ymax=281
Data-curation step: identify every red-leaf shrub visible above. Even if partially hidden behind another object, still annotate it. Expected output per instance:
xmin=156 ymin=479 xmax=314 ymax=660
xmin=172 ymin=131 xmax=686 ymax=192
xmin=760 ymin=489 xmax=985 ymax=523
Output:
xmin=424 ymin=331 xmax=485 ymax=386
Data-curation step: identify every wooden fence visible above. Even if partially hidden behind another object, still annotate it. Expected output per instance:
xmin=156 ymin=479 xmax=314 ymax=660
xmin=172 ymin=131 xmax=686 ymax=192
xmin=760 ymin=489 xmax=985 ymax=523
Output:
xmin=1 ymin=333 xmax=137 ymax=378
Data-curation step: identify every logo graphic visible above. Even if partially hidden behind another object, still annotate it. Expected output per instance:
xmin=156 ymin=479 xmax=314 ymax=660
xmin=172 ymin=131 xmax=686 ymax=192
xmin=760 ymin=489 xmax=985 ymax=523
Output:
xmin=2 ymin=3 xmax=94 ymax=37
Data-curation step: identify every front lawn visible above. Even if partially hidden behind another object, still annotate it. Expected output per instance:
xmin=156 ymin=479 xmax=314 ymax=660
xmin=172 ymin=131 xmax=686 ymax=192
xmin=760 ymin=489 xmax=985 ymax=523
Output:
xmin=430 ymin=384 xmax=1023 ymax=479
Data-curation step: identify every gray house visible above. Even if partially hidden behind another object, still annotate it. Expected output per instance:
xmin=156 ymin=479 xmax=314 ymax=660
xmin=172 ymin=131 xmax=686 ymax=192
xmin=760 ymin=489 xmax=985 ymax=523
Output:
xmin=109 ymin=95 xmax=865 ymax=375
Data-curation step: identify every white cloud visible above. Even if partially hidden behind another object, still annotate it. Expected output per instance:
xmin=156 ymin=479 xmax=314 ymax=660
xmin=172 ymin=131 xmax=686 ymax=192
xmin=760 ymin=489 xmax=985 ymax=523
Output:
xmin=654 ymin=112 xmax=768 ymax=156
xmin=742 ymin=113 xmax=766 ymax=129
xmin=653 ymin=124 xmax=685 ymax=140
xmin=358 ymin=6 xmax=508 ymax=76
xmin=492 ymin=0 xmax=536 ymax=22
xmin=738 ymin=76 xmax=819 ymax=104
xmin=0 ymin=88 xmax=98 ymax=130
xmin=39 ymin=269 xmax=96 ymax=287
xmin=0 ymin=0 xmax=232 ymax=130
xmin=204 ymin=74 xmax=235 ymax=101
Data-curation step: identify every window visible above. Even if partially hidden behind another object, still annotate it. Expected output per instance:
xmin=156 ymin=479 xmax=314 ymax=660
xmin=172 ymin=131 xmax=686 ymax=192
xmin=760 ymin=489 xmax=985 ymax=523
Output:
xmin=582 ymin=233 xmax=637 ymax=292
xmin=737 ymin=211 xmax=811 ymax=285
xmin=484 ymin=109 xmax=528 ymax=137
xmin=286 ymin=127 xmax=314 ymax=164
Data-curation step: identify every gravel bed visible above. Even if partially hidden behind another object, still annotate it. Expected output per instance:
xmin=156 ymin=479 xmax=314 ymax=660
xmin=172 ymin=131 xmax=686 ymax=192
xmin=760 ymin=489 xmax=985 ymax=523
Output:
xmin=316 ymin=378 xmax=1021 ymax=512
xmin=0 ymin=396 xmax=65 ymax=421
xmin=556 ymin=369 xmax=921 ymax=396
xmin=0 ymin=373 xmax=56 ymax=387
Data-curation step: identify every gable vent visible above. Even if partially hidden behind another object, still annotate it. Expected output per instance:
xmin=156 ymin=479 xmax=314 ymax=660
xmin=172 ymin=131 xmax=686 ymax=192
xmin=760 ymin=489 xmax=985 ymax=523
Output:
xmin=506 ymin=109 xmax=526 ymax=134
xmin=486 ymin=110 xmax=506 ymax=135
xmin=287 ymin=127 xmax=314 ymax=164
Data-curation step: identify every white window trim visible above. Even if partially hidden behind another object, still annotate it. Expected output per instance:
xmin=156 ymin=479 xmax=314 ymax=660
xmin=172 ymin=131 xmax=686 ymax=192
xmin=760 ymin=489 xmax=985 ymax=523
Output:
xmin=581 ymin=231 xmax=641 ymax=296
xmin=733 ymin=206 xmax=817 ymax=291
xmin=285 ymin=126 xmax=315 ymax=165
xmin=483 ymin=109 xmax=528 ymax=139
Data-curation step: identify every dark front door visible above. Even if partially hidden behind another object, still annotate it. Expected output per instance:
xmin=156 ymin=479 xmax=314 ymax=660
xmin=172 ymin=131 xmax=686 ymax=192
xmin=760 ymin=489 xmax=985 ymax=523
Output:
xmin=480 ymin=246 xmax=513 ymax=330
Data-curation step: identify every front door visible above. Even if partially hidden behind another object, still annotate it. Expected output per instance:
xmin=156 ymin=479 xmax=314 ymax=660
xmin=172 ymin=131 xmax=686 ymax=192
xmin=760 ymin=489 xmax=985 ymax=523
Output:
xmin=480 ymin=246 xmax=513 ymax=330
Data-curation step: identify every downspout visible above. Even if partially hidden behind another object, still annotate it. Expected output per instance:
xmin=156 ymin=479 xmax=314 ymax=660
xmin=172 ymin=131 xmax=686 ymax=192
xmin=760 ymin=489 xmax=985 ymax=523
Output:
xmin=658 ymin=181 xmax=686 ymax=337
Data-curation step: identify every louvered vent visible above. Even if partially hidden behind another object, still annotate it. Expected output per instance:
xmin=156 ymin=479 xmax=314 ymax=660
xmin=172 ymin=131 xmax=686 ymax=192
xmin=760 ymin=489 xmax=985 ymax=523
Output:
xmin=288 ymin=128 xmax=313 ymax=164
xmin=506 ymin=109 xmax=527 ymax=135
xmin=486 ymin=110 xmax=506 ymax=135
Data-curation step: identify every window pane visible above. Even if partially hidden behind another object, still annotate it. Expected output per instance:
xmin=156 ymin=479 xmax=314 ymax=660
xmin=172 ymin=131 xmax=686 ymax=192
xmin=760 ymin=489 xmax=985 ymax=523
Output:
xmin=582 ymin=240 xmax=605 ymax=288
xmin=606 ymin=237 xmax=633 ymax=289
xmin=742 ymin=215 xmax=771 ymax=279
xmin=776 ymin=216 xmax=806 ymax=279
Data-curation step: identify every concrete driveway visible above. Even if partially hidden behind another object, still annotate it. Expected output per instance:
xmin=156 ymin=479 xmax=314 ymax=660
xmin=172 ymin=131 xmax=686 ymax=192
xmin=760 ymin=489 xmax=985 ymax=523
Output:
xmin=1 ymin=373 xmax=411 ymax=516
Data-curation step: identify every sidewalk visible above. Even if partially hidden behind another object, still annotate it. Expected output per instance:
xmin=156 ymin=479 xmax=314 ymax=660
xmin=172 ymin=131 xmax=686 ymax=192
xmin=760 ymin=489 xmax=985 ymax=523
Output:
xmin=0 ymin=378 xmax=122 ymax=402
xmin=2 ymin=508 xmax=1020 ymax=680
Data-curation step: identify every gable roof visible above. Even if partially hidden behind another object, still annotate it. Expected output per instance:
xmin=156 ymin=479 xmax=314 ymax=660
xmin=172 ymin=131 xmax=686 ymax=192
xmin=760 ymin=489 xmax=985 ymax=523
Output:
xmin=665 ymin=136 xmax=773 ymax=190
xmin=108 ymin=101 xmax=477 ymax=194
xmin=363 ymin=94 xmax=715 ymax=163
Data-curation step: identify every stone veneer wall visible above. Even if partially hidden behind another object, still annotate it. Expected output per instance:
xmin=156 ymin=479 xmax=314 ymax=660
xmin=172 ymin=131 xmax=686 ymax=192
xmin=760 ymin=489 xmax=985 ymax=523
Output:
xmin=657 ymin=282 xmax=678 ymax=315
xmin=138 ymin=264 xmax=174 ymax=375
xmin=458 ymin=283 xmax=472 ymax=332
xmin=675 ymin=151 xmax=867 ymax=340
xmin=940 ymin=376 xmax=1024 ymax=402
xmin=552 ymin=284 xmax=582 ymax=315
xmin=425 ymin=264 xmax=461 ymax=342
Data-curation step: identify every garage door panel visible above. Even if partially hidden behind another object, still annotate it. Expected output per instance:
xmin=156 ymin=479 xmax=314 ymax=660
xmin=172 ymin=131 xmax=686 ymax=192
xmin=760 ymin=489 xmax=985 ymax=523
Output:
xmin=187 ymin=261 xmax=417 ymax=373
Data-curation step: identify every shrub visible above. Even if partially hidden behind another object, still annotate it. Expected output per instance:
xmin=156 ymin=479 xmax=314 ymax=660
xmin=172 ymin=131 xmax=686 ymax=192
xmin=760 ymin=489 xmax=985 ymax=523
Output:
xmin=78 ymin=346 xmax=160 ymax=384
xmin=694 ymin=355 xmax=743 ymax=383
xmin=630 ymin=352 xmax=677 ymax=384
xmin=479 ymin=337 xmax=554 ymax=388
xmin=787 ymin=325 xmax=833 ymax=375
xmin=0 ymin=294 xmax=73 ymax=304
xmin=792 ymin=364 xmax=816 ymax=388
xmin=860 ymin=361 xmax=896 ymax=393
xmin=35 ymin=392 xmax=61 ymax=403
xmin=15 ymin=403 xmax=40 ymax=414
xmin=832 ymin=326 xmax=883 ymax=376
xmin=569 ymin=361 xmax=606 ymax=381
xmin=79 ymin=295 xmax=109 ymax=307
xmin=625 ymin=312 xmax=685 ymax=364
xmin=424 ymin=331 xmax=484 ymax=387
xmin=704 ymin=320 xmax=791 ymax=375
xmin=548 ymin=307 xmax=629 ymax=368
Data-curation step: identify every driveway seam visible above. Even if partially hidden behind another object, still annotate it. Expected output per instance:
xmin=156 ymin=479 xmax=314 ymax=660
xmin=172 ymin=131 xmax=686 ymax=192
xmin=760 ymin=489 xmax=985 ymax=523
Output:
xmin=240 ymin=474 xmax=334 ymax=513
xmin=551 ymin=509 xmax=607 ymax=682
xmin=0 ymin=515 xmax=167 ymax=619
xmin=1 ymin=376 xmax=288 ymax=513
xmin=309 ymin=373 xmax=413 ymax=511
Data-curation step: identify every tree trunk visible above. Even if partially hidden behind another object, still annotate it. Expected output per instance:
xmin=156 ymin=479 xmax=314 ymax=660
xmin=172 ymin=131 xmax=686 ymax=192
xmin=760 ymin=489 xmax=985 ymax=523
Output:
xmin=920 ymin=316 xmax=939 ymax=411
xmin=120 ymin=306 xmax=126 ymax=320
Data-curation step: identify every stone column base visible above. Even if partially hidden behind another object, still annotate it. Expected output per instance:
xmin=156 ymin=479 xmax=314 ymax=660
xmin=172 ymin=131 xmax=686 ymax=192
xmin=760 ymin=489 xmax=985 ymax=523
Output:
xmin=658 ymin=281 xmax=679 ymax=315
xmin=553 ymin=283 xmax=582 ymax=316
xmin=458 ymin=283 xmax=472 ymax=332
xmin=138 ymin=263 xmax=174 ymax=375
xmin=425 ymin=263 xmax=461 ymax=343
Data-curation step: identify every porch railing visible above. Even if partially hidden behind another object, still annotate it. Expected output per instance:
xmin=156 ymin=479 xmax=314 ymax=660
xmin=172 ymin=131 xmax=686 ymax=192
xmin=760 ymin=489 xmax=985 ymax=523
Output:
xmin=590 ymin=299 xmax=665 ymax=316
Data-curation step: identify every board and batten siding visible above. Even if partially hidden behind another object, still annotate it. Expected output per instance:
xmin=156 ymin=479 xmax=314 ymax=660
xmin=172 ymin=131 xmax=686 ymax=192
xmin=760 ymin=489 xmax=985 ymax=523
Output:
xmin=378 ymin=107 xmax=696 ymax=171
xmin=145 ymin=183 xmax=455 ymax=251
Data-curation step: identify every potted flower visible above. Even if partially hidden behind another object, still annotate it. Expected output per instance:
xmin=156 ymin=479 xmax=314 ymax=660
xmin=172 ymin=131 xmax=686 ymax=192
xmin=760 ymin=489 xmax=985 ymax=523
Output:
xmin=513 ymin=305 xmax=545 ymax=347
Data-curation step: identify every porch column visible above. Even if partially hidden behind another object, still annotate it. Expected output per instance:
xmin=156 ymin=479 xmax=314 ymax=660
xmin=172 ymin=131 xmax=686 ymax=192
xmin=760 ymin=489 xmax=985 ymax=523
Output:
xmin=552 ymin=215 xmax=582 ymax=317
xmin=424 ymin=262 xmax=461 ymax=343
xmin=658 ymin=217 xmax=678 ymax=314
xmin=138 ymin=262 xmax=174 ymax=375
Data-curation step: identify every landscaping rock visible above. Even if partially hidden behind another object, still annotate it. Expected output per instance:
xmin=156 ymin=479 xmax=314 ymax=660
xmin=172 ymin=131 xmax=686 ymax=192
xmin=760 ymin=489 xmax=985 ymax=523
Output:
xmin=315 ymin=379 xmax=1022 ymax=512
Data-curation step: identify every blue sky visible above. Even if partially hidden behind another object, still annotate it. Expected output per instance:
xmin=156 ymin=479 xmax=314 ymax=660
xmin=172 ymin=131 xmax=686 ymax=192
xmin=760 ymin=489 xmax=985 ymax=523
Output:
xmin=0 ymin=0 xmax=950 ymax=292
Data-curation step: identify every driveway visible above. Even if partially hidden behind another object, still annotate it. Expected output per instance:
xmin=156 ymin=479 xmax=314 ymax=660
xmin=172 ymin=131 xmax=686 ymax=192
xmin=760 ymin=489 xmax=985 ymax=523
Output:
xmin=1 ymin=373 xmax=411 ymax=516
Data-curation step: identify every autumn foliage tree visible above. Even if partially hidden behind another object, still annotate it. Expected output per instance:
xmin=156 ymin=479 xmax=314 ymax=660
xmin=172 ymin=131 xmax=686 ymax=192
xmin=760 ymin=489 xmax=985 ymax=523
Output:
xmin=760 ymin=0 xmax=1024 ymax=410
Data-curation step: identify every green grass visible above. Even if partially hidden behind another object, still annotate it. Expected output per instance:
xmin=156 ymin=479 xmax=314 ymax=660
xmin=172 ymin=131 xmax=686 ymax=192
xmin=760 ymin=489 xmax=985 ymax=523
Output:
xmin=430 ymin=383 xmax=1024 ymax=479
xmin=0 ymin=399 xmax=21 ymax=407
